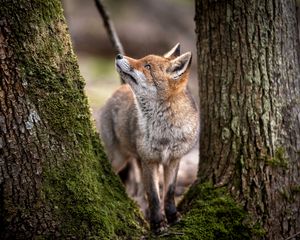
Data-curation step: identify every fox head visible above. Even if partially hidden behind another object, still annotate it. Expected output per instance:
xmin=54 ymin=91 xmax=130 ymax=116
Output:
xmin=115 ymin=43 xmax=192 ymax=100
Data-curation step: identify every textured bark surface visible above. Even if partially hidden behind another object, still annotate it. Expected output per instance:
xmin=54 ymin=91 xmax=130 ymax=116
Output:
xmin=196 ymin=0 xmax=300 ymax=239
xmin=0 ymin=1 xmax=144 ymax=239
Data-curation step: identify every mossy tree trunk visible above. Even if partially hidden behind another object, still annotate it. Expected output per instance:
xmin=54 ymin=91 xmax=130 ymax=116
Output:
xmin=0 ymin=1 xmax=144 ymax=239
xmin=196 ymin=0 xmax=300 ymax=239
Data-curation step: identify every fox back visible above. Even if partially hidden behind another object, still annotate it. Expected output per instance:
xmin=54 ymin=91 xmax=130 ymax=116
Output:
xmin=99 ymin=44 xmax=199 ymax=233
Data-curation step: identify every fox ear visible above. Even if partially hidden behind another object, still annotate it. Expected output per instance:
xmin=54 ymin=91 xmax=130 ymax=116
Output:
xmin=168 ymin=52 xmax=192 ymax=80
xmin=164 ymin=43 xmax=180 ymax=58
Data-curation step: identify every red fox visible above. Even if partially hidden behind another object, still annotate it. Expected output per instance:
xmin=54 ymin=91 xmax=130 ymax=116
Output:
xmin=99 ymin=43 xmax=199 ymax=233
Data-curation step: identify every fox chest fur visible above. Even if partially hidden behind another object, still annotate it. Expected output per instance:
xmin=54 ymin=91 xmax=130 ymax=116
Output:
xmin=133 ymin=91 xmax=198 ymax=164
xmin=102 ymin=84 xmax=198 ymax=165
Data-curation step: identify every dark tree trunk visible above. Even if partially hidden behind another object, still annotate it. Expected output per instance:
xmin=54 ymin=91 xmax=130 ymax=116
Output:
xmin=0 ymin=1 xmax=144 ymax=239
xmin=196 ymin=0 xmax=300 ymax=239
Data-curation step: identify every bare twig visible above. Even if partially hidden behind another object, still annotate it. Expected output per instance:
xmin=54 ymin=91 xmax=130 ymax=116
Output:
xmin=94 ymin=0 xmax=124 ymax=55
xmin=158 ymin=231 xmax=184 ymax=237
xmin=94 ymin=0 xmax=125 ymax=83
xmin=285 ymin=231 xmax=300 ymax=240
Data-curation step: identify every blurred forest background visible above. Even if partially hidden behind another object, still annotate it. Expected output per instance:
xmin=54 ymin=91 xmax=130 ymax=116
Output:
xmin=62 ymin=0 xmax=199 ymax=202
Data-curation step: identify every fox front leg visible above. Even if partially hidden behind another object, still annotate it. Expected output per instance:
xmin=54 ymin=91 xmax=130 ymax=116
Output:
xmin=141 ymin=162 xmax=166 ymax=233
xmin=163 ymin=158 xmax=181 ymax=225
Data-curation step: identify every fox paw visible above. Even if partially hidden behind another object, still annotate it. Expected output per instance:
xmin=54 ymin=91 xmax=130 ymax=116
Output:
xmin=151 ymin=220 xmax=167 ymax=235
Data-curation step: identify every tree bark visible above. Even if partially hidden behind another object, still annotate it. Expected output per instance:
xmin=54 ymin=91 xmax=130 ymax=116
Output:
xmin=0 ymin=1 xmax=144 ymax=239
xmin=196 ymin=0 xmax=300 ymax=239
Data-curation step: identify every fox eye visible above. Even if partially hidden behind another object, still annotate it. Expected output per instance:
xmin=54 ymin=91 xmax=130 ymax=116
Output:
xmin=144 ymin=64 xmax=151 ymax=70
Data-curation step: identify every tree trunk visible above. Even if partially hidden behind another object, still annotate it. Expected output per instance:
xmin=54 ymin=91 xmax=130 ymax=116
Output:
xmin=0 ymin=1 xmax=144 ymax=239
xmin=196 ymin=0 xmax=300 ymax=239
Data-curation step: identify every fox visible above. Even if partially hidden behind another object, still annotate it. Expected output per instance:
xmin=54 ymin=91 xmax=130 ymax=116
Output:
xmin=99 ymin=43 xmax=199 ymax=233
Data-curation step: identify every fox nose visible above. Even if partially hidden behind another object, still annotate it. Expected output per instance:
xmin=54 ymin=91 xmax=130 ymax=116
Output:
xmin=116 ymin=54 xmax=123 ymax=60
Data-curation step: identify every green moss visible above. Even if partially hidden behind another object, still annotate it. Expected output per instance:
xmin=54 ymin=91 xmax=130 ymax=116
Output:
xmin=279 ymin=185 xmax=300 ymax=203
xmin=23 ymin=20 xmax=145 ymax=240
xmin=2 ymin=0 xmax=146 ymax=238
xmin=279 ymin=188 xmax=292 ymax=202
xmin=290 ymin=185 xmax=300 ymax=194
xmin=266 ymin=147 xmax=288 ymax=169
xmin=43 ymin=133 xmax=146 ymax=239
xmin=156 ymin=183 xmax=265 ymax=240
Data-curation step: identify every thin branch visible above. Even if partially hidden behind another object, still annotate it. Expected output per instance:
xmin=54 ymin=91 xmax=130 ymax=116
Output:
xmin=285 ymin=231 xmax=300 ymax=240
xmin=158 ymin=232 xmax=184 ymax=237
xmin=94 ymin=0 xmax=125 ymax=84
xmin=94 ymin=0 xmax=124 ymax=55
